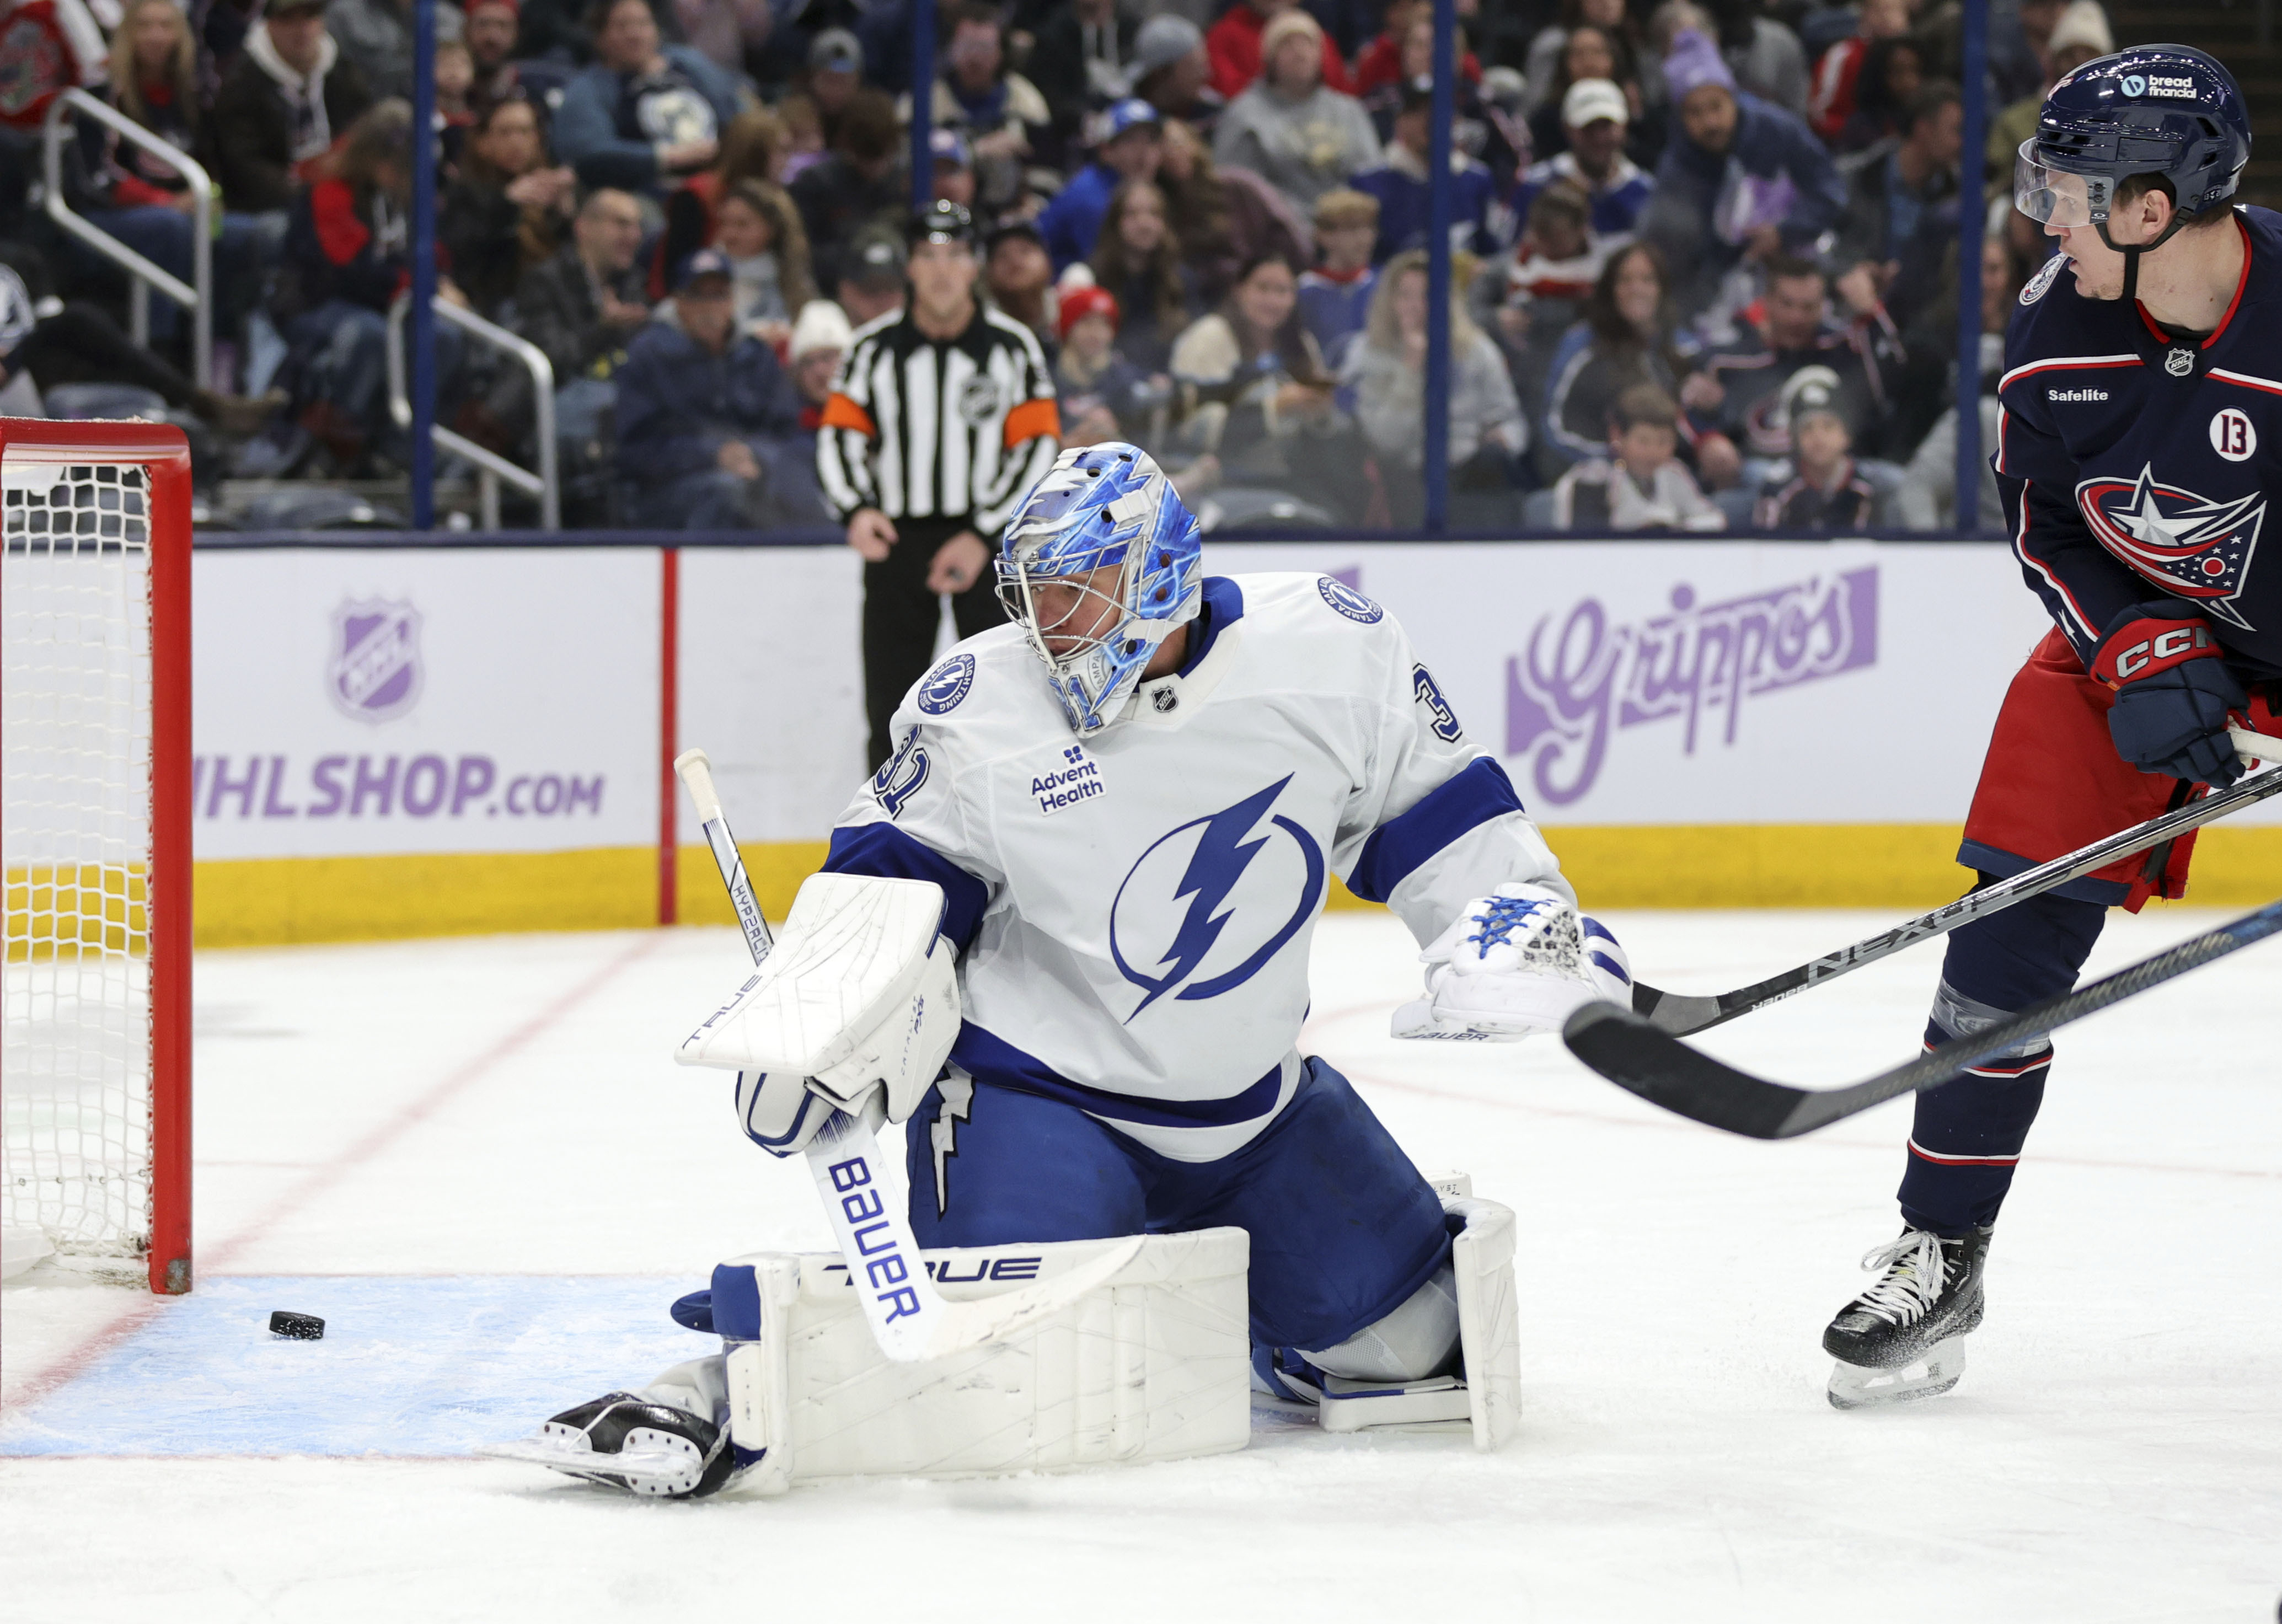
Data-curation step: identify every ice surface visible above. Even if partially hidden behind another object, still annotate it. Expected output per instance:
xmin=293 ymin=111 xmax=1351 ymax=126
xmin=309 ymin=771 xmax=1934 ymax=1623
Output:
xmin=5 ymin=909 xmax=2280 ymax=1622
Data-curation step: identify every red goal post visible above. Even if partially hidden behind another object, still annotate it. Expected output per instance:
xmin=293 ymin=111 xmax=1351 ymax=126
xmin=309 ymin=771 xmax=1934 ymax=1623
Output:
xmin=1 ymin=419 xmax=192 ymax=1294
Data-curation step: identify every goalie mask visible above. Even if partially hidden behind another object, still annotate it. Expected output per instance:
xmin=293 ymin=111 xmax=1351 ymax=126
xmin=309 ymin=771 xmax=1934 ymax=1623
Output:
xmin=995 ymin=443 xmax=1203 ymax=736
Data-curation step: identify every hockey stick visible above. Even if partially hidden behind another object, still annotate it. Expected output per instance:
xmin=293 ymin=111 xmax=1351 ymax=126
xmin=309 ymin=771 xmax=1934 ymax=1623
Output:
xmin=1563 ymin=894 xmax=2282 ymax=1139
xmin=674 ymin=749 xmax=1140 ymax=1362
xmin=1627 ymin=726 xmax=2282 ymax=1036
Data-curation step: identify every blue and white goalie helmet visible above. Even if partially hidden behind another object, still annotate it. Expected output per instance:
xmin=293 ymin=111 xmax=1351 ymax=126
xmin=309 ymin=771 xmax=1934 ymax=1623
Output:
xmin=995 ymin=443 xmax=1203 ymax=736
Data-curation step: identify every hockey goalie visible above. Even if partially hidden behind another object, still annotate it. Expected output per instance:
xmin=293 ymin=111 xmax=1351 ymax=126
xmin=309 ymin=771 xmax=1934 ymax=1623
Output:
xmin=487 ymin=444 xmax=1629 ymax=1497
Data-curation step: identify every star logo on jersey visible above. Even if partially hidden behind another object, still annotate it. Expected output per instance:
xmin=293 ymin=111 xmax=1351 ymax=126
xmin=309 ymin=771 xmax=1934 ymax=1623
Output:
xmin=2079 ymin=465 xmax=2265 ymax=628
xmin=1108 ymin=776 xmax=1325 ymax=1021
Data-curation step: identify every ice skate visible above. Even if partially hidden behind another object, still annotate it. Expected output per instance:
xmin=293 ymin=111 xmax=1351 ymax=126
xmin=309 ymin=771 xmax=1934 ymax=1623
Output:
xmin=1822 ymin=1228 xmax=1989 ymax=1409
xmin=480 ymin=1391 xmax=737 ymax=1498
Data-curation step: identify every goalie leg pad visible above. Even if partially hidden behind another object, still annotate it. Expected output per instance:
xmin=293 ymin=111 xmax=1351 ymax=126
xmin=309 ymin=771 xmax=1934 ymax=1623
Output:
xmin=1258 ymin=1184 xmax=1520 ymax=1450
xmin=716 ymin=1229 xmax=1251 ymax=1495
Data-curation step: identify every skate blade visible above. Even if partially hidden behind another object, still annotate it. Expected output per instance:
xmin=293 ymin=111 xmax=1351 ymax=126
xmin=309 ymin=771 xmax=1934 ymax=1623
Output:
xmin=1826 ymin=1334 xmax=1968 ymax=1410
xmin=476 ymin=1433 xmax=700 ymax=1491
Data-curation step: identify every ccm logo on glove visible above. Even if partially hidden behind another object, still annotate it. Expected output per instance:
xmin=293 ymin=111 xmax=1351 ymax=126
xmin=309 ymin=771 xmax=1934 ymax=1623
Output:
xmin=2091 ymin=615 xmax=2216 ymax=688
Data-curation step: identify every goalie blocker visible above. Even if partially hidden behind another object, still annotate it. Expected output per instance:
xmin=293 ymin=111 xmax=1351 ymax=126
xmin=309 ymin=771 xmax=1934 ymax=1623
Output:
xmin=483 ymin=1181 xmax=1519 ymax=1497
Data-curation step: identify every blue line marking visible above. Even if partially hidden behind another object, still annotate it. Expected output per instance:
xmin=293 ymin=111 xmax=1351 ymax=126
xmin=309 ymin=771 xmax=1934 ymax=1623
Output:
xmin=1 ymin=1275 xmax=701 ymax=1457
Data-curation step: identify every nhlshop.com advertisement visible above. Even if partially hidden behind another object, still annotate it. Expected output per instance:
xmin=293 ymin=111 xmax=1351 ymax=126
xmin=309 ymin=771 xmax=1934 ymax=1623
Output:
xmin=192 ymin=550 xmax=658 ymax=860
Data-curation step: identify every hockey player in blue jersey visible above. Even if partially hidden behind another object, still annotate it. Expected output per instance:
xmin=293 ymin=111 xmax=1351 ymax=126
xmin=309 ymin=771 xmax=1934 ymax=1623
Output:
xmin=1819 ymin=45 xmax=2281 ymax=1407
xmin=496 ymin=442 xmax=1631 ymax=1496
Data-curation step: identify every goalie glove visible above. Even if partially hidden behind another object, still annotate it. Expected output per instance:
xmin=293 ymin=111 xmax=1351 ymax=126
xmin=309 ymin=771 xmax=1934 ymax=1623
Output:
xmin=677 ymin=872 xmax=961 ymax=1156
xmin=1391 ymin=883 xmax=1631 ymax=1042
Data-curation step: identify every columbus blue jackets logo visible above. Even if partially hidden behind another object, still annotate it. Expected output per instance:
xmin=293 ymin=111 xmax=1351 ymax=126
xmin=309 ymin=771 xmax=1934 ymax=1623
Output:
xmin=1108 ymin=776 xmax=1326 ymax=1020
xmin=2077 ymin=465 xmax=2265 ymax=628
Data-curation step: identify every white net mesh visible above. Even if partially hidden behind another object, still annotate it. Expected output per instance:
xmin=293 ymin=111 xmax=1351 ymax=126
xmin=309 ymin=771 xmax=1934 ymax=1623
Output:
xmin=1 ymin=457 xmax=155 ymax=1260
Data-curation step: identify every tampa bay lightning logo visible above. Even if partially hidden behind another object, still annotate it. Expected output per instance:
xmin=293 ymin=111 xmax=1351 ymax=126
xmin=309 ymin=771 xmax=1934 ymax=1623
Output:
xmin=1108 ymin=776 xmax=1326 ymax=1021
xmin=917 ymin=651 xmax=976 ymax=715
xmin=1317 ymin=576 xmax=1384 ymax=623
xmin=2079 ymin=464 xmax=2265 ymax=628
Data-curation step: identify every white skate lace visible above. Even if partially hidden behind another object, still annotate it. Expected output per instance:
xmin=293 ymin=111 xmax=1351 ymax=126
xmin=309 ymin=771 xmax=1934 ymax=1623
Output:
xmin=1852 ymin=1230 xmax=1948 ymax=1327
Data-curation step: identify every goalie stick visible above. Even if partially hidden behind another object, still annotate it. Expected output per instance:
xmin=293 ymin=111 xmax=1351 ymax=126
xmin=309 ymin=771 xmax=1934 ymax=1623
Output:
xmin=1627 ymin=726 xmax=2282 ymax=1036
xmin=674 ymin=748 xmax=1139 ymax=1362
xmin=1563 ymin=895 xmax=2282 ymax=1139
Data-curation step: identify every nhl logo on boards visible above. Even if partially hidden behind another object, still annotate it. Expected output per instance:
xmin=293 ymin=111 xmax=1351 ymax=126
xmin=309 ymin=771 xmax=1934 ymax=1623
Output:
xmin=2166 ymin=347 xmax=2195 ymax=378
xmin=327 ymin=598 xmax=422 ymax=723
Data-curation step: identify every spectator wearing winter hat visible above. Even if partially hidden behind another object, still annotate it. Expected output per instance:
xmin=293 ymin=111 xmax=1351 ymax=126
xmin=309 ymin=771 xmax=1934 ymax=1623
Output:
xmin=789 ymin=298 xmax=852 ymax=427
xmin=1752 ymin=368 xmax=1878 ymax=530
xmin=1038 ymin=97 xmax=1163 ymax=272
xmin=1128 ymin=13 xmax=1217 ymax=130
xmin=1207 ymin=0 xmax=1354 ymax=103
xmin=615 ymin=245 xmax=811 ymax=529
xmin=1212 ymin=9 xmax=1379 ymax=219
xmin=551 ymin=0 xmax=742 ymax=197
xmin=1351 ymin=81 xmax=1496 ymax=264
xmin=1028 ymin=0 xmax=1140 ymax=153
xmin=1508 ymin=78 xmax=1655 ymax=246
xmin=1053 ymin=283 xmax=1155 ymax=446
xmin=1635 ymin=28 xmax=1845 ymax=321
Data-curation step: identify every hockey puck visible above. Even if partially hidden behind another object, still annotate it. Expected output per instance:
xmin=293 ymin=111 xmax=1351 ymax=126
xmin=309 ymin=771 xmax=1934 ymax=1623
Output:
xmin=269 ymin=1311 xmax=325 ymax=1339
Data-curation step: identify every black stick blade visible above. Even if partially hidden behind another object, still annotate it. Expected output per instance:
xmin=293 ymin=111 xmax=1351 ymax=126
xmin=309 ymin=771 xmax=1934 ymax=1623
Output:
xmin=1562 ymin=1001 xmax=1815 ymax=1139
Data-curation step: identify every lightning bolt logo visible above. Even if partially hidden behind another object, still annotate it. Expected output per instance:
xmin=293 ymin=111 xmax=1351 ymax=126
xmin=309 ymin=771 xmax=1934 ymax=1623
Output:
xmin=1109 ymin=776 xmax=1326 ymax=1021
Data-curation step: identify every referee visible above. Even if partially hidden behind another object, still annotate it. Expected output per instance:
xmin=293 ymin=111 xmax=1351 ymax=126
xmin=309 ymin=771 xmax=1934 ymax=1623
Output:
xmin=816 ymin=202 xmax=1062 ymax=769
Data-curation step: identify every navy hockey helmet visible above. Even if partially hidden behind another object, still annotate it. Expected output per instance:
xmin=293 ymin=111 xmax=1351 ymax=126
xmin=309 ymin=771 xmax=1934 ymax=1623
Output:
xmin=2015 ymin=45 xmax=2249 ymax=242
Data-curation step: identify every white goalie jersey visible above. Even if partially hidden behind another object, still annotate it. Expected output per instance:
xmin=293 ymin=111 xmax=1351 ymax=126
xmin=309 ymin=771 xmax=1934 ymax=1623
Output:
xmin=827 ymin=573 xmax=1572 ymax=1160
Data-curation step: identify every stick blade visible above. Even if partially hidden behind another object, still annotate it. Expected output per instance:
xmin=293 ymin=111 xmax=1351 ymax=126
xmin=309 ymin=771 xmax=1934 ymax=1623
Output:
xmin=1629 ymin=979 xmax=1727 ymax=1035
xmin=893 ymin=1235 xmax=1149 ymax=1362
xmin=1562 ymin=1001 xmax=1813 ymax=1140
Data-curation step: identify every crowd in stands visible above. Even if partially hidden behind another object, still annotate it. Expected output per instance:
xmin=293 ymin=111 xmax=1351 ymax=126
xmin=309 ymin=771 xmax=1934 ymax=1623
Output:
xmin=0 ymin=0 xmax=2098 ymax=533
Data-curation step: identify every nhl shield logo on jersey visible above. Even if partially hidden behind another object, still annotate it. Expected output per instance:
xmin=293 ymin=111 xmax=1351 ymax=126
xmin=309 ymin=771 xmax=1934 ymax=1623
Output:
xmin=1108 ymin=776 xmax=1326 ymax=1020
xmin=2077 ymin=464 xmax=2265 ymax=627
xmin=326 ymin=598 xmax=422 ymax=723
xmin=2166 ymin=347 xmax=2196 ymax=378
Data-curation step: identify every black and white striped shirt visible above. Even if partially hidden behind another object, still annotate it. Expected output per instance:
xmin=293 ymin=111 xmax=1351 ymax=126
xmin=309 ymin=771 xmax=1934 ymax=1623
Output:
xmin=815 ymin=304 xmax=1062 ymax=534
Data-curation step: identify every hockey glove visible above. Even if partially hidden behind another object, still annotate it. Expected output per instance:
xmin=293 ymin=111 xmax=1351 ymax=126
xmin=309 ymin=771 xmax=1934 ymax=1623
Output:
xmin=2091 ymin=603 xmax=2247 ymax=787
xmin=1391 ymin=883 xmax=1632 ymax=1042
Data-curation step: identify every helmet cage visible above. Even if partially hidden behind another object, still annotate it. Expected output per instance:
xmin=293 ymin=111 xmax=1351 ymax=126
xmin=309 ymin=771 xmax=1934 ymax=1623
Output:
xmin=993 ymin=445 xmax=1202 ymax=736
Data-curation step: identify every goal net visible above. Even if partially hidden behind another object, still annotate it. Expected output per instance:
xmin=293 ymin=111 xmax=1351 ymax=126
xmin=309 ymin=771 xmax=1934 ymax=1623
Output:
xmin=1 ymin=420 xmax=192 ymax=1293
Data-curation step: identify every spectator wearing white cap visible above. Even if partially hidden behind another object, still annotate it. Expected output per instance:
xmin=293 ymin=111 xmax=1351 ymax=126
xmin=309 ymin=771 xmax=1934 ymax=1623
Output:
xmin=1038 ymin=97 xmax=1164 ymax=272
xmin=1507 ymin=78 xmax=1654 ymax=249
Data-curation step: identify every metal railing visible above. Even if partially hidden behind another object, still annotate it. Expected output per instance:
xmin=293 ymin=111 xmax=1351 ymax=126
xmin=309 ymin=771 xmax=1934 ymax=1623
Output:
xmin=42 ymin=88 xmax=213 ymax=390
xmin=386 ymin=294 xmax=559 ymax=529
